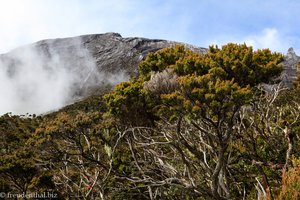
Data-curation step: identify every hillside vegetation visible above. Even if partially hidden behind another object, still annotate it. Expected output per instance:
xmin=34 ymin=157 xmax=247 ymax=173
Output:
xmin=1 ymin=44 xmax=300 ymax=200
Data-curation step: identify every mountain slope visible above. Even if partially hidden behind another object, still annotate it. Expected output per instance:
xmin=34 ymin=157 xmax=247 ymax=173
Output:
xmin=0 ymin=32 xmax=298 ymax=114
xmin=0 ymin=33 xmax=206 ymax=114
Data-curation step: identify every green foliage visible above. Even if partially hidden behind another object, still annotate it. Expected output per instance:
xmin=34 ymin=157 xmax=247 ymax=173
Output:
xmin=138 ymin=45 xmax=189 ymax=77
xmin=206 ymin=44 xmax=284 ymax=86
xmin=0 ymin=114 xmax=55 ymax=194
xmin=133 ymin=44 xmax=282 ymax=122
xmin=103 ymin=44 xmax=285 ymax=199
xmin=104 ymin=80 xmax=157 ymax=126
xmin=139 ymin=44 xmax=283 ymax=87
xmin=0 ymin=43 xmax=291 ymax=199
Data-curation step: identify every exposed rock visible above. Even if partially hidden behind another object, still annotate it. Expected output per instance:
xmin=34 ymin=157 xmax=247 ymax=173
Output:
xmin=281 ymin=47 xmax=300 ymax=87
xmin=0 ymin=32 xmax=206 ymax=99
xmin=33 ymin=32 xmax=207 ymax=77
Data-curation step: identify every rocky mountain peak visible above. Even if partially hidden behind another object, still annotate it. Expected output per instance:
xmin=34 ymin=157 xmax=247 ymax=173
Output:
xmin=287 ymin=47 xmax=299 ymax=62
xmin=0 ymin=33 xmax=207 ymax=114
xmin=281 ymin=47 xmax=300 ymax=87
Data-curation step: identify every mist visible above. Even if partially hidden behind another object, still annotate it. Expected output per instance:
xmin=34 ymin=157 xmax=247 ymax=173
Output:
xmin=0 ymin=37 xmax=126 ymax=115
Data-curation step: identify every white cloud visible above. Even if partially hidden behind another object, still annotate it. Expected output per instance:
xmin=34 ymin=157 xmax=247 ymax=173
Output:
xmin=0 ymin=36 xmax=127 ymax=115
xmin=0 ymin=0 xmax=196 ymax=53
xmin=243 ymin=28 xmax=290 ymax=53
xmin=208 ymin=28 xmax=296 ymax=54
xmin=0 ymin=0 xmax=134 ymax=52
xmin=0 ymin=0 xmax=299 ymax=55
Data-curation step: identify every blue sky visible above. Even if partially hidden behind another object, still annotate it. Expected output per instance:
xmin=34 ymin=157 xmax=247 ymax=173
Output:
xmin=0 ymin=0 xmax=299 ymax=54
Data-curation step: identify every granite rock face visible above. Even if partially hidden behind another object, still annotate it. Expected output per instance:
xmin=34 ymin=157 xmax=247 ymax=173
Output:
xmin=281 ymin=47 xmax=300 ymax=87
xmin=32 ymin=32 xmax=207 ymax=77
xmin=0 ymin=32 xmax=206 ymax=98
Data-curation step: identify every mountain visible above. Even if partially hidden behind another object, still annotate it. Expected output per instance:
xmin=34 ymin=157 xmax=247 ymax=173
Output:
xmin=0 ymin=32 xmax=298 ymax=114
xmin=4 ymin=32 xmax=207 ymax=93
xmin=281 ymin=47 xmax=300 ymax=87
xmin=1 ymin=34 xmax=299 ymax=200
xmin=0 ymin=33 xmax=207 ymax=114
